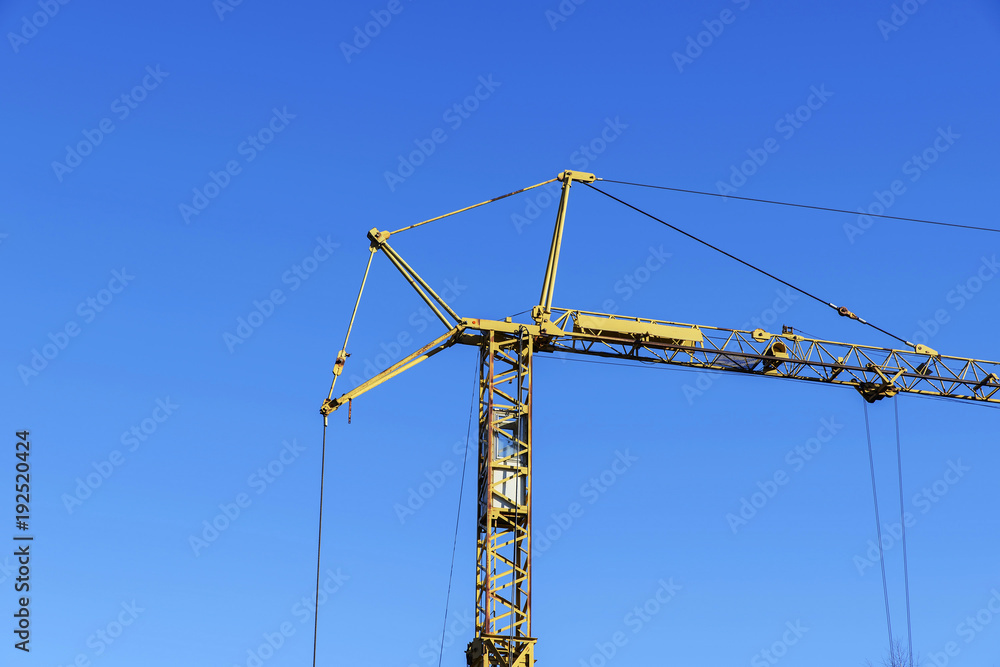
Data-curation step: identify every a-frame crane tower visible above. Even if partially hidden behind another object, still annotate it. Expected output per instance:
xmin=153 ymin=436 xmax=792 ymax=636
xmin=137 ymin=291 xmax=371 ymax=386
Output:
xmin=320 ymin=170 xmax=1000 ymax=667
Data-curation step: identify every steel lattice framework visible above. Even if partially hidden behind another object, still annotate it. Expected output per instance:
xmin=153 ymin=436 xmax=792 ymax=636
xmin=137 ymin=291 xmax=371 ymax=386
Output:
xmin=320 ymin=170 xmax=1000 ymax=666
xmin=542 ymin=308 xmax=1000 ymax=403
xmin=468 ymin=331 xmax=535 ymax=667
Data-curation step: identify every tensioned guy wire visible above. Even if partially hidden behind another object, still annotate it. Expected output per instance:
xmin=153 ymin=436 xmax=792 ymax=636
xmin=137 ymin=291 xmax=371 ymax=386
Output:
xmin=597 ymin=178 xmax=1000 ymax=234
xmin=437 ymin=354 xmax=479 ymax=667
xmin=585 ymin=183 xmax=915 ymax=347
xmin=863 ymin=402 xmax=895 ymax=652
xmin=895 ymin=400 xmax=914 ymax=667
xmin=390 ymin=178 xmax=558 ymax=235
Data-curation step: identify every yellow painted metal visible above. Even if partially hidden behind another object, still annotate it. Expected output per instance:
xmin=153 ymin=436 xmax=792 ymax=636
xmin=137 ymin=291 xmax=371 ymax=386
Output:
xmin=543 ymin=308 xmax=1000 ymax=404
xmin=319 ymin=169 xmax=1000 ymax=667
xmin=324 ymin=313 xmax=1000 ymax=419
xmin=320 ymin=326 xmax=462 ymax=416
xmin=558 ymin=169 xmax=596 ymax=183
xmin=537 ymin=171 xmax=596 ymax=321
xmin=573 ymin=313 xmax=704 ymax=344
xmin=389 ymin=178 xmax=559 ymax=235
xmin=462 ymin=318 xmax=541 ymax=337
xmin=382 ymin=242 xmax=461 ymax=323
xmin=470 ymin=330 xmax=535 ymax=667
xmin=323 ymin=247 xmax=377 ymax=425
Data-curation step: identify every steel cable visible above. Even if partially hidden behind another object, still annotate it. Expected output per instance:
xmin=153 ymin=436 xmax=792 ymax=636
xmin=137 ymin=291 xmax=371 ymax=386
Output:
xmin=437 ymin=354 xmax=479 ymax=667
xmin=895 ymin=400 xmax=914 ymax=666
xmin=863 ymin=401 xmax=895 ymax=650
xmin=311 ymin=421 xmax=330 ymax=667
xmin=585 ymin=183 xmax=914 ymax=347
xmin=598 ymin=178 xmax=1000 ymax=234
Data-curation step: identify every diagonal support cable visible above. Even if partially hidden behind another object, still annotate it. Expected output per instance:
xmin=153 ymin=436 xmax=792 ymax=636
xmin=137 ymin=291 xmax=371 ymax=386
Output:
xmin=586 ymin=182 xmax=918 ymax=349
xmin=863 ymin=401 xmax=894 ymax=650
xmin=894 ymin=399 xmax=914 ymax=666
xmin=597 ymin=178 xmax=1000 ymax=234
xmin=390 ymin=178 xmax=558 ymax=235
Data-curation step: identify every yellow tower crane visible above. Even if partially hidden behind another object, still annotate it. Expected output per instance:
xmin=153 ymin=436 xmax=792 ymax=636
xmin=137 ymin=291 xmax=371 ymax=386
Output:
xmin=319 ymin=170 xmax=1000 ymax=667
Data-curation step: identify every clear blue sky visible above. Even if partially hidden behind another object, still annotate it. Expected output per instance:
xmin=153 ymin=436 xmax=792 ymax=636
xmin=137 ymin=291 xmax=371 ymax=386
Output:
xmin=3 ymin=1 xmax=1000 ymax=666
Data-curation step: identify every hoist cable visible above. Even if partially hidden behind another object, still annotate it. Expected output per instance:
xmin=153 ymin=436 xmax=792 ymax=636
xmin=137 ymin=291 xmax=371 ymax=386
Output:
xmin=311 ymin=420 xmax=330 ymax=667
xmin=895 ymin=400 xmax=914 ymax=666
xmin=390 ymin=178 xmax=559 ymax=235
xmin=436 ymin=354 xmax=479 ymax=667
xmin=597 ymin=178 xmax=1000 ymax=234
xmin=585 ymin=183 xmax=914 ymax=347
xmin=863 ymin=401 xmax=895 ymax=650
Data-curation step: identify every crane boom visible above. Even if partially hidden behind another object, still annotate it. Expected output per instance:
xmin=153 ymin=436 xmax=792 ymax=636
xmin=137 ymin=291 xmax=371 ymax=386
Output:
xmin=318 ymin=170 xmax=999 ymax=667
xmin=323 ymin=313 xmax=1000 ymax=414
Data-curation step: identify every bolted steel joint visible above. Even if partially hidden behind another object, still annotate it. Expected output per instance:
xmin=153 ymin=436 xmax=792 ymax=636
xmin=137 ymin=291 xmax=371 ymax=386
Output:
xmin=366 ymin=227 xmax=391 ymax=248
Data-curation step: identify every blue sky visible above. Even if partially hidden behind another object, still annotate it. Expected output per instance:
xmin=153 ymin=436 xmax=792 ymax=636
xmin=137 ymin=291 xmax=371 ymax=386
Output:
xmin=3 ymin=1 xmax=1000 ymax=666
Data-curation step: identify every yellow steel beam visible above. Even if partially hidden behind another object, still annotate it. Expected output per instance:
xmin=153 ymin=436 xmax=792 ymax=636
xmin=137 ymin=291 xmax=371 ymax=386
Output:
xmin=320 ymin=326 xmax=463 ymax=417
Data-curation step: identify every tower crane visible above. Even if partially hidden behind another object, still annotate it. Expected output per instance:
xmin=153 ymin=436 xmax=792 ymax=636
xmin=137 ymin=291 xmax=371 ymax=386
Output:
xmin=318 ymin=170 xmax=1000 ymax=667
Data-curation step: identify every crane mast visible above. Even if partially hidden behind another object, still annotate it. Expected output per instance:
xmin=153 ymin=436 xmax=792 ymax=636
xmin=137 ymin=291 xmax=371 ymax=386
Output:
xmin=320 ymin=171 xmax=1000 ymax=667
